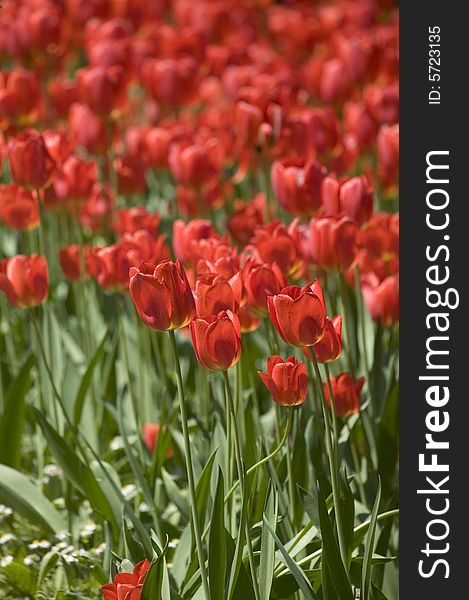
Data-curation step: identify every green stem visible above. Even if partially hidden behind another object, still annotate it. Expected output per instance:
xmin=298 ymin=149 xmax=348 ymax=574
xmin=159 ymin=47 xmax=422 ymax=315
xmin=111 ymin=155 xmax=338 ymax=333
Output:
xmin=168 ymin=330 xmax=210 ymax=600
xmin=222 ymin=369 xmax=261 ymax=600
xmin=277 ymin=509 xmax=399 ymax=576
xmin=310 ymin=353 xmax=348 ymax=569
xmin=345 ymin=419 xmax=367 ymax=506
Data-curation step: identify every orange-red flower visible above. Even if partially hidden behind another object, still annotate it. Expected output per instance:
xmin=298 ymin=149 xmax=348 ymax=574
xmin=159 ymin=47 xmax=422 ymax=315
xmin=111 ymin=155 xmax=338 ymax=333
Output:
xmin=173 ymin=219 xmax=219 ymax=265
xmin=0 ymin=254 xmax=48 ymax=308
xmin=242 ymin=258 xmax=286 ymax=316
xmin=190 ymin=310 xmax=241 ymax=371
xmin=8 ymin=131 xmax=55 ymax=189
xmin=129 ymin=259 xmax=196 ymax=331
xmin=309 ymin=216 xmax=359 ymax=271
xmin=271 ymin=157 xmax=327 ymax=217
xmin=195 ymin=272 xmax=242 ymax=316
xmin=227 ymin=195 xmax=264 ymax=245
xmin=113 ymin=207 xmax=160 ymax=236
xmin=0 ymin=184 xmax=39 ymax=230
xmin=101 ymin=559 xmax=151 ymax=600
xmin=76 ymin=65 xmax=125 ymax=117
xmin=362 ymin=273 xmax=399 ymax=325
xmin=258 ymin=355 xmax=308 ymax=406
xmin=303 ymin=315 xmax=342 ymax=364
xmin=324 ymin=373 xmax=365 ymax=417
xmin=267 ymin=281 xmax=326 ymax=347
xmin=59 ymin=245 xmax=92 ymax=282
xmin=250 ymin=221 xmax=303 ymax=278
xmin=321 ymin=175 xmax=373 ymax=226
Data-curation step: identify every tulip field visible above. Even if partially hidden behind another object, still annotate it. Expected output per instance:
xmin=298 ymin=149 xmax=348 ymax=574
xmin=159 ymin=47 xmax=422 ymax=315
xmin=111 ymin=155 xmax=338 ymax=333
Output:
xmin=0 ymin=1 xmax=399 ymax=599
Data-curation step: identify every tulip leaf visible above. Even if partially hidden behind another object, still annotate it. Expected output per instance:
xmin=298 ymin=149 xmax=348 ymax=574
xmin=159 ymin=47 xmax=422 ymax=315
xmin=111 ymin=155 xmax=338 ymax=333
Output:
xmin=361 ymin=479 xmax=382 ymax=600
xmin=0 ymin=464 xmax=66 ymax=533
xmin=259 ymin=483 xmax=278 ymax=600
xmin=0 ymin=353 xmax=35 ymax=468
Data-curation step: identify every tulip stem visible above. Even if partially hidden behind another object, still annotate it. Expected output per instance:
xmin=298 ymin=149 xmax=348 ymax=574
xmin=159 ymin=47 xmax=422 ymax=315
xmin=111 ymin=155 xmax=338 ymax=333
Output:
xmin=224 ymin=408 xmax=292 ymax=504
xmin=310 ymin=353 xmax=348 ymax=570
xmin=168 ymin=329 xmax=211 ymax=600
xmin=222 ymin=369 xmax=261 ymax=600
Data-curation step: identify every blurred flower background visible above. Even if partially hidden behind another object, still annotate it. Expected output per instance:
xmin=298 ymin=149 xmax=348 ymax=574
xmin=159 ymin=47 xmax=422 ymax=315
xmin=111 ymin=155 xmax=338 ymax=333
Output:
xmin=0 ymin=0 xmax=399 ymax=598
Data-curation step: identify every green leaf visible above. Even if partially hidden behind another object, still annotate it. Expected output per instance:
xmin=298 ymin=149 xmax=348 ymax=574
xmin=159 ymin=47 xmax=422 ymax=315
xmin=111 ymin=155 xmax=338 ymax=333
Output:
xmin=0 ymin=464 xmax=66 ymax=532
xmin=37 ymin=550 xmax=60 ymax=587
xmin=33 ymin=408 xmax=117 ymax=532
xmin=370 ymin=582 xmax=391 ymax=600
xmin=259 ymin=483 xmax=278 ymax=600
xmin=195 ymin=447 xmax=218 ymax=534
xmin=141 ymin=552 xmax=166 ymax=600
xmin=317 ymin=484 xmax=353 ymax=600
xmin=0 ymin=354 xmax=35 ymax=468
xmin=263 ymin=516 xmax=317 ymax=600
xmin=208 ymin=468 xmax=226 ymax=600
xmin=361 ymin=479 xmax=382 ymax=600
xmin=297 ymin=484 xmax=321 ymax=533
xmin=73 ymin=331 xmax=108 ymax=428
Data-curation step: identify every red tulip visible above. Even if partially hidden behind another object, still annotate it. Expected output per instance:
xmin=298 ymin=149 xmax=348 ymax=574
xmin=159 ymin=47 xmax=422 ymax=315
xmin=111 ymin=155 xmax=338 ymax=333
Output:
xmin=59 ymin=245 xmax=92 ymax=282
xmin=114 ymin=154 xmax=148 ymax=196
xmin=76 ymin=65 xmax=125 ymax=117
xmin=321 ymin=175 xmax=373 ymax=226
xmin=242 ymin=258 xmax=286 ymax=316
xmin=0 ymin=254 xmax=48 ymax=308
xmin=377 ymin=124 xmax=399 ymax=190
xmin=267 ymin=281 xmax=326 ymax=347
xmin=303 ymin=315 xmax=342 ymax=364
xmin=190 ymin=310 xmax=241 ymax=371
xmin=143 ymin=423 xmax=160 ymax=454
xmin=101 ymin=559 xmax=151 ymax=600
xmin=324 ymin=374 xmax=365 ymax=417
xmin=0 ymin=184 xmax=39 ymax=230
xmin=271 ymin=158 xmax=327 ymax=217
xmin=238 ymin=306 xmax=261 ymax=333
xmin=168 ymin=140 xmax=222 ymax=189
xmin=250 ymin=221 xmax=303 ymax=278
xmin=0 ymin=69 xmax=40 ymax=127
xmin=80 ymin=183 xmax=114 ymax=232
xmin=144 ymin=127 xmax=172 ymax=170
xmin=88 ymin=243 xmax=136 ymax=291
xmin=172 ymin=219 xmax=218 ymax=265
xmin=309 ymin=216 xmax=358 ymax=271
xmin=8 ymin=131 xmax=55 ymax=189
xmin=227 ymin=195 xmax=264 ymax=245
xmin=235 ymin=100 xmax=263 ymax=147
xmin=195 ymin=272 xmax=242 ymax=316
xmin=69 ymin=103 xmax=108 ymax=155
xmin=143 ymin=57 xmax=197 ymax=107
xmin=129 ymin=259 xmax=196 ymax=331
xmin=258 ymin=355 xmax=308 ymax=406
xmin=362 ymin=273 xmax=399 ymax=325
xmin=113 ymin=207 xmax=160 ymax=236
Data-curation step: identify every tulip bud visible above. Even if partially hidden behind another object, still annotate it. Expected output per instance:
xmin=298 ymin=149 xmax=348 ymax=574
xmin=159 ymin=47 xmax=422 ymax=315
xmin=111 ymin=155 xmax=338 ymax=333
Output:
xmin=0 ymin=184 xmax=39 ymax=230
xmin=190 ymin=310 xmax=242 ymax=371
xmin=267 ymin=281 xmax=327 ymax=347
xmin=8 ymin=131 xmax=55 ymax=189
xmin=0 ymin=254 xmax=48 ymax=308
xmin=129 ymin=259 xmax=196 ymax=331
xmin=323 ymin=373 xmax=365 ymax=417
xmin=258 ymin=355 xmax=308 ymax=406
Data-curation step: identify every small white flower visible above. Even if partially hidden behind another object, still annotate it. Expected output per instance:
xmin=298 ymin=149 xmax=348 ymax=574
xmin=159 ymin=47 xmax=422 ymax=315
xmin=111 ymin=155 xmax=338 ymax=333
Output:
xmin=0 ymin=534 xmax=15 ymax=546
xmin=122 ymin=484 xmax=136 ymax=498
xmin=44 ymin=464 xmax=63 ymax=477
xmin=56 ymin=530 xmax=71 ymax=542
xmin=24 ymin=554 xmax=40 ymax=566
xmin=0 ymin=555 xmax=13 ymax=567
xmin=110 ymin=436 xmax=124 ymax=451
xmin=0 ymin=504 xmax=13 ymax=518
xmin=168 ymin=539 xmax=179 ymax=549
xmin=63 ymin=553 xmax=79 ymax=564
xmin=139 ymin=502 xmax=150 ymax=513
xmin=91 ymin=543 xmax=106 ymax=556
xmin=28 ymin=539 xmax=51 ymax=550
xmin=80 ymin=523 xmax=97 ymax=538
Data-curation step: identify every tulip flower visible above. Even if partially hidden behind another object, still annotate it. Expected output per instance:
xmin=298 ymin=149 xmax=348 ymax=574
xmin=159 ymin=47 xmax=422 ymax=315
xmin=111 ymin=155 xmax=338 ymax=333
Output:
xmin=129 ymin=259 xmax=196 ymax=331
xmin=113 ymin=207 xmax=160 ymax=236
xmin=250 ymin=221 xmax=303 ymax=278
xmin=172 ymin=219 xmax=219 ymax=265
xmin=323 ymin=373 xmax=365 ymax=417
xmin=268 ymin=281 xmax=327 ymax=347
xmin=195 ymin=272 xmax=242 ymax=316
xmin=303 ymin=315 xmax=343 ymax=363
xmin=76 ymin=65 xmax=125 ymax=117
xmin=258 ymin=355 xmax=308 ymax=406
xmin=271 ymin=157 xmax=327 ymax=217
xmin=80 ymin=183 xmax=114 ymax=231
xmin=59 ymin=245 xmax=92 ymax=282
xmin=7 ymin=131 xmax=55 ymax=189
xmin=309 ymin=216 xmax=359 ymax=271
xmin=321 ymin=175 xmax=373 ymax=226
xmin=101 ymin=559 xmax=151 ymax=600
xmin=362 ymin=273 xmax=399 ymax=325
xmin=190 ymin=310 xmax=241 ymax=371
xmin=242 ymin=258 xmax=286 ymax=315
xmin=227 ymin=195 xmax=264 ymax=245
xmin=0 ymin=184 xmax=39 ymax=230
xmin=0 ymin=254 xmax=48 ymax=308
